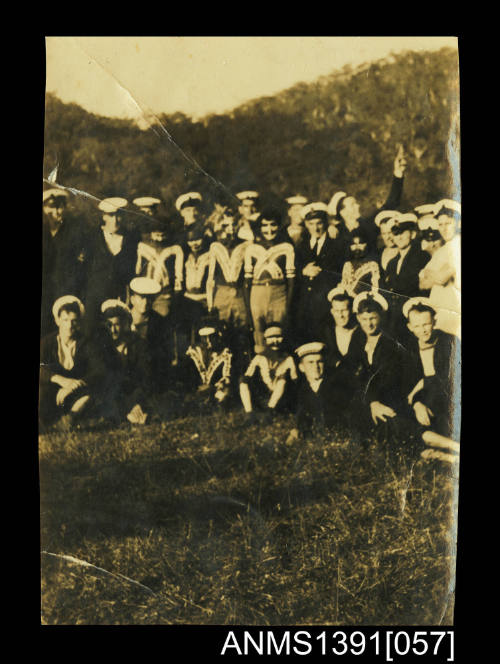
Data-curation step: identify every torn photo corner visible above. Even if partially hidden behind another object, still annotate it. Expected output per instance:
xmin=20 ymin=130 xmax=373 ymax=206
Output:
xmin=41 ymin=36 xmax=460 ymax=627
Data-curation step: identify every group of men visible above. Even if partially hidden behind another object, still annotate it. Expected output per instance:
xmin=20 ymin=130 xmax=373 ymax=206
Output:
xmin=40 ymin=147 xmax=461 ymax=450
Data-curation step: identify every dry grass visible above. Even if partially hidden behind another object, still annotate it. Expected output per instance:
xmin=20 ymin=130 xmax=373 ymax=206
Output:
xmin=39 ymin=410 xmax=458 ymax=625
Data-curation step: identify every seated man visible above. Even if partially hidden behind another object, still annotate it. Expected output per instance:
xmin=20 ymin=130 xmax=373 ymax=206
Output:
xmin=129 ymin=276 xmax=176 ymax=390
xmin=287 ymin=342 xmax=340 ymax=442
xmin=39 ymin=296 xmax=95 ymax=429
xmin=182 ymin=324 xmax=234 ymax=411
xmin=350 ymin=291 xmax=405 ymax=443
xmin=239 ymin=323 xmax=298 ymax=420
xmin=322 ymin=286 xmax=365 ymax=370
xmin=401 ymin=297 xmax=461 ymax=441
xmin=98 ymin=299 xmax=152 ymax=425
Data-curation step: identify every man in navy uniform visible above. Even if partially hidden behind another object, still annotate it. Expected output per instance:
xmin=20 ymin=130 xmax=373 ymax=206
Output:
xmin=128 ymin=276 xmax=176 ymax=391
xmin=84 ymin=197 xmax=140 ymax=327
xmin=401 ymin=297 xmax=460 ymax=441
xmin=39 ymin=295 xmax=96 ymax=430
xmin=327 ymin=146 xmax=407 ymax=257
xmin=286 ymin=342 xmax=337 ymax=442
xmin=41 ymin=188 xmax=89 ymax=334
xmin=239 ymin=323 xmax=298 ymax=421
xmin=350 ymin=291 xmax=405 ymax=443
xmin=293 ymin=202 xmax=344 ymax=344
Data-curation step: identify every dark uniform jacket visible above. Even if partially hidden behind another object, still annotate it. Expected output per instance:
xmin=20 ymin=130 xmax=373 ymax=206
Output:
xmin=401 ymin=330 xmax=461 ymax=439
xmin=39 ymin=331 xmax=103 ymax=422
xmin=294 ymin=234 xmax=344 ymax=341
xmin=295 ymin=374 xmax=338 ymax=435
xmin=96 ymin=330 xmax=153 ymax=418
xmin=84 ymin=228 xmax=140 ymax=320
xmin=350 ymin=332 xmax=404 ymax=412
xmin=41 ymin=217 xmax=89 ymax=333
xmin=384 ymin=243 xmax=431 ymax=302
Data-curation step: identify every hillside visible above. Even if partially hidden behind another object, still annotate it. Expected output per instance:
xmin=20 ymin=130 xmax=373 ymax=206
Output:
xmin=43 ymin=47 xmax=459 ymax=222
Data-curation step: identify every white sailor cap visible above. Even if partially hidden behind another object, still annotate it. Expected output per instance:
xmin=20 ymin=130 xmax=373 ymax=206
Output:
xmin=175 ymin=192 xmax=203 ymax=211
xmin=133 ymin=197 xmax=161 ymax=208
xmin=300 ymin=202 xmax=329 ymax=222
xmin=417 ymin=215 xmax=439 ymax=231
xmin=402 ymin=296 xmax=436 ymax=319
xmin=374 ymin=210 xmax=400 ymax=227
xmin=236 ymin=190 xmax=259 ymax=202
xmin=435 ymin=199 xmax=461 ymax=217
xmin=43 ymin=188 xmax=69 ymax=203
xmin=285 ymin=195 xmax=308 ymax=206
xmin=101 ymin=299 xmax=132 ymax=317
xmin=98 ymin=197 xmax=128 ymax=214
xmin=129 ymin=277 xmax=162 ymax=296
xmin=353 ymin=291 xmax=389 ymax=313
xmin=327 ymin=191 xmax=347 ymax=217
xmin=52 ymin=295 xmax=85 ymax=323
xmin=414 ymin=203 xmax=438 ymax=217
xmin=198 ymin=326 xmax=217 ymax=336
xmin=327 ymin=285 xmax=354 ymax=303
xmin=295 ymin=342 xmax=326 ymax=359
xmin=264 ymin=325 xmax=284 ymax=338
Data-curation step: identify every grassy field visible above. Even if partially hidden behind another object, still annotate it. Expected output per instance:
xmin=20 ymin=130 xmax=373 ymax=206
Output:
xmin=39 ymin=410 xmax=458 ymax=625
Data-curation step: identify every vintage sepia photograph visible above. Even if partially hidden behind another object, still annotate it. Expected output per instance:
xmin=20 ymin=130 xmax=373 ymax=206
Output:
xmin=40 ymin=36 xmax=461 ymax=626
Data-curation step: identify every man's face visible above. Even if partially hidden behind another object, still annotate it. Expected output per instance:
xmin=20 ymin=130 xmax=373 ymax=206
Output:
xmin=130 ymin=293 xmax=151 ymax=315
xmin=187 ymin=238 xmax=203 ymax=254
xmin=407 ymin=310 xmax=435 ymax=344
xmin=102 ymin=212 xmax=123 ymax=233
xmin=105 ymin=315 xmax=126 ymax=342
xmin=58 ymin=310 xmax=79 ymax=339
xmin=217 ymin=216 xmax=236 ymax=244
xmin=305 ymin=216 xmax=326 ymax=239
xmin=260 ymin=218 xmax=279 ymax=242
xmin=201 ymin=333 xmax=217 ymax=352
xmin=437 ymin=214 xmax=456 ymax=242
xmin=43 ymin=198 xmax=66 ymax=225
xmin=181 ymin=205 xmax=201 ymax=226
xmin=393 ymin=229 xmax=414 ymax=250
xmin=340 ymin=196 xmax=361 ymax=220
xmin=299 ymin=353 xmax=325 ymax=382
xmin=288 ymin=204 xmax=304 ymax=226
xmin=150 ymin=230 xmax=168 ymax=243
xmin=357 ymin=310 xmax=381 ymax=336
xmin=265 ymin=333 xmax=283 ymax=351
xmin=349 ymin=236 xmax=368 ymax=259
xmin=239 ymin=199 xmax=256 ymax=220
xmin=380 ymin=223 xmax=396 ymax=248
xmin=331 ymin=299 xmax=351 ymax=328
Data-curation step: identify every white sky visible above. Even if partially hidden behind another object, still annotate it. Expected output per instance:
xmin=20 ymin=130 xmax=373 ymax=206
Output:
xmin=46 ymin=37 xmax=457 ymax=122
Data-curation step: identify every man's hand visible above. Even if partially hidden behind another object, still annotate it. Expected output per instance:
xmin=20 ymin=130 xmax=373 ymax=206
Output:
xmin=55 ymin=378 xmax=86 ymax=405
xmin=127 ymin=404 xmax=148 ymax=424
xmin=370 ymin=401 xmax=397 ymax=424
xmin=302 ymin=262 xmax=322 ymax=278
xmin=393 ymin=145 xmax=407 ymax=178
xmin=413 ymin=401 xmax=434 ymax=427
